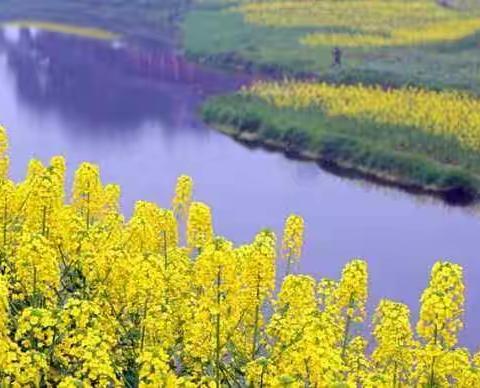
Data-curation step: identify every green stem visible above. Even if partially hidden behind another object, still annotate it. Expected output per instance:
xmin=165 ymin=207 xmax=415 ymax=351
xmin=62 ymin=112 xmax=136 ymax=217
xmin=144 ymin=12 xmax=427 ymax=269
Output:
xmin=251 ymin=276 xmax=261 ymax=360
xmin=86 ymin=190 xmax=91 ymax=229
xmin=41 ymin=205 xmax=47 ymax=236
xmin=163 ymin=230 xmax=168 ymax=269
xmin=140 ymin=299 xmax=149 ymax=352
xmin=341 ymin=294 xmax=355 ymax=360
xmin=2 ymin=197 xmax=7 ymax=247
xmin=429 ymin=357 xmax=436 ymax=388
xmin=304 ymin=358 xmax=312 ymax=387
xmin=429 ymin=324 xmax=438 ymax=387
xmin=286 ymin=254 xmax=292 ymax=277
xmin=341 ymin=316 xmax=351 ymax=360
xmin=259 ymin=364 xmax=266 ymax=388
xmin=215 ymin=267 xmax=222 ymax=388
xmin=33 ymin=265 xmax=37 ymax=308
xmin=393 ymin=361 xmax=397 ymax=388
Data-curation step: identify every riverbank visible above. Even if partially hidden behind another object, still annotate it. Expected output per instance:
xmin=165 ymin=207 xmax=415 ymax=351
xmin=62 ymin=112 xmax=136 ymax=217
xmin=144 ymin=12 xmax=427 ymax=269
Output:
xmin=202 ymin=94 xmax=480 ymax=203
xmin=184 ymin=0 xmax=480 ymax=202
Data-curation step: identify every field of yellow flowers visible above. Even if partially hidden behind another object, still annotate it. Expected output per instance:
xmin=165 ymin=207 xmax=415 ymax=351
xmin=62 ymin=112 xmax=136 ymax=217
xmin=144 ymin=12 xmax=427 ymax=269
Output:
xmin=184 ymin=0 xmax=480 ymax=90
xmin=245 ymin=81 xmax=480 ymax=152
xmin=232 ymin=0 xmax=480 ymax=48
xmin=0 ymin=119 xmax=478 ymax=387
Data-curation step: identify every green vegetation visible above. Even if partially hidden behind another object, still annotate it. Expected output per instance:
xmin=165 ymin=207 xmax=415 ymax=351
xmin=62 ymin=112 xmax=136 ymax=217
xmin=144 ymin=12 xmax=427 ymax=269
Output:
xmin=202 ymin=94 xmax=480 ymax=200
xmin=184 ymin=7 xmax=334 ymax=75
xmin=183 ymin=0 xmax=480 ymax=92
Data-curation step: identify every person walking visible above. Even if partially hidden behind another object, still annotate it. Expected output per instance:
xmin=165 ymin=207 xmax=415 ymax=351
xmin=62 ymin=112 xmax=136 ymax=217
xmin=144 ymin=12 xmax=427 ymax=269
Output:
xmin=332 ymin=46 xmax=342 ymax=67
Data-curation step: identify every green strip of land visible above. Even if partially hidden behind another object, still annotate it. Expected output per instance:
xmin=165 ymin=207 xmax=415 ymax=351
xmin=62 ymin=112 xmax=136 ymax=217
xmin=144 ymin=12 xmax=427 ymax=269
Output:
xmin=183 ymin=0 xmax=480 ymax=92
xmin=202 ymin=94 xmax=480 ymax=201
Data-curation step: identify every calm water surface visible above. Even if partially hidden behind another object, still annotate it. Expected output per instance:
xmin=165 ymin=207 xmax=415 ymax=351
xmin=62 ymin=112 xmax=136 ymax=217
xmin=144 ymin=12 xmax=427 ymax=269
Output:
xmin=2 ymin=27 xmax=480 ymax=347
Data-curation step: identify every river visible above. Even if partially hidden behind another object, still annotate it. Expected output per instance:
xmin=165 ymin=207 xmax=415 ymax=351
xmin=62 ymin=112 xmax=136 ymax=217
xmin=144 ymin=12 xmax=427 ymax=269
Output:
xmin=1 ymin=25 xmax=480 ymax=348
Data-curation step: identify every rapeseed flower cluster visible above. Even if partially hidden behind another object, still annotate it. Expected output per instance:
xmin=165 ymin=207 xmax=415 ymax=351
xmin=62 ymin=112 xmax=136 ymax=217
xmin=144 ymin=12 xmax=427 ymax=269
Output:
xmin=187 ymin=202 xmax=213 ymax=250
xmin=0 ymin=125 xmax=478 ymax=386
xmin=246 ymin=81 xmax=480 ymax=151
xmin=281 ymin=214 xmax=304 ymax=275
xmin=230 ymin=0 xmax=480 ymax=48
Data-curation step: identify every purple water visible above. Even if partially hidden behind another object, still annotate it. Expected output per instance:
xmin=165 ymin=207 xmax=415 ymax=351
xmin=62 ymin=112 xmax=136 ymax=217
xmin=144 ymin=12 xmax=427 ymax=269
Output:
xmin=1 ymin=26 xmax=480 ymax=349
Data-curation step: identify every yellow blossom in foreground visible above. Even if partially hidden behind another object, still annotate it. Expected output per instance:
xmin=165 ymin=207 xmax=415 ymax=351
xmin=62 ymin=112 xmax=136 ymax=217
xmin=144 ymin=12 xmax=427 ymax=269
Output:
xmin=138 ymin=346 xmax=178 ymax=387
xmin=14 ymin=233 xmax=60 ymax=306
xmin=187 ymin=201 xmax=213 ymax=250
xmin=372 ymin=300 xmax=417 ymax=385
xmin=0 ymin=126 xmax=475 ymax=385
xmin=72 ymin=162 xmax=105 ymax=227
xmin=417 ymin=261 xmax=464 ymax=348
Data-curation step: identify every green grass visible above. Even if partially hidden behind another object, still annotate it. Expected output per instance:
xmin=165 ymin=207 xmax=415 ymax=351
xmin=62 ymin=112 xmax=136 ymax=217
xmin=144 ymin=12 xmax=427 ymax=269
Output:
xmin=183 ymin=0 xmax=480 ymax=92
xmin=202 ymin=94 xmax=480 ymax=200
xmin=183 ymin=6 xmax=335 ymax=75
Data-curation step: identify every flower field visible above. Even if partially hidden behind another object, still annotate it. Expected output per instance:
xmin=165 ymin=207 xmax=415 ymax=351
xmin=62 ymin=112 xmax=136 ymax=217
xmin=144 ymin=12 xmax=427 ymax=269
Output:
xmin=244 ymin=81 xmax=480 ymax=152
xmin=0 ymin=120 xmax=478 ymax=387
xmin=184 ymin=0 xmax=480 ymax=91
xmin=231 ymin=0 xmax=480 ymax=48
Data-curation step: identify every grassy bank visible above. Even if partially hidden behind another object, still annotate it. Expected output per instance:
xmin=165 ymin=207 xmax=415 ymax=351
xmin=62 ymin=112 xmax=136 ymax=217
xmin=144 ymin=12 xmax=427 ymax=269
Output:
xmin=202 ymin=93 xmax=480 ymax=202
xmin=183 ymin=0 xmax=480 ymax=93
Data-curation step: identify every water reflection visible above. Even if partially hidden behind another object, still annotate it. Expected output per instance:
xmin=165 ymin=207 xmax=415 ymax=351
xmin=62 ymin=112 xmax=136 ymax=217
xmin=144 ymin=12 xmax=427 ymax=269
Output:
xmin=0 ymin=26 xmax=249 ymax=138
xmin=1 ymin=26 xmax=480 ymax=348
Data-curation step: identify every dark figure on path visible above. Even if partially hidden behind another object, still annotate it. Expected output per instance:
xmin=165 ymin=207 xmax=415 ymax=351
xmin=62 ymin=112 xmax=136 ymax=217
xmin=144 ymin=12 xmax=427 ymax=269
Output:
xmin=332 ymin=46 xmax=342 ymax=67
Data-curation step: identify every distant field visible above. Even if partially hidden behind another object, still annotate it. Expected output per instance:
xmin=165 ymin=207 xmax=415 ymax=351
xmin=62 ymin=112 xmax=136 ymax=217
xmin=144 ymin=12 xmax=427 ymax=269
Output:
xmin=235 ymin=1 xmax=480 ymax=47
xmin=184 ymin=0 xmax=480 ymax=92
